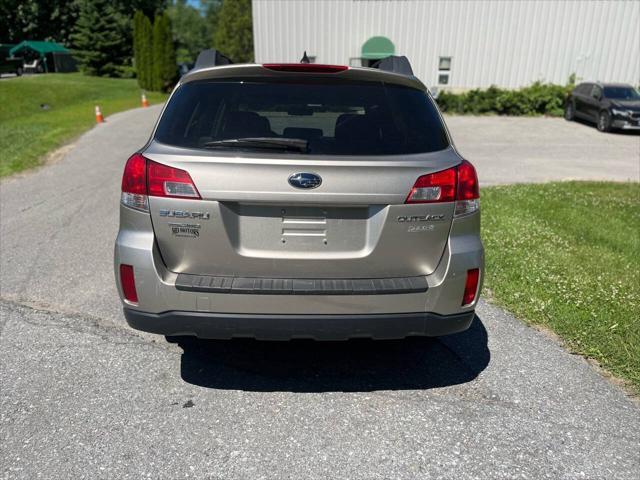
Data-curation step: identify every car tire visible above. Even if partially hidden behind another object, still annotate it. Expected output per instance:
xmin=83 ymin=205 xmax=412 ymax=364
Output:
xmin=15 ymin=67 xmax=23 ymax=76
xmin=564 ymin=102 xmax=574 ymax=121
xmin=597 ymin=111 xmax=611 ymax=132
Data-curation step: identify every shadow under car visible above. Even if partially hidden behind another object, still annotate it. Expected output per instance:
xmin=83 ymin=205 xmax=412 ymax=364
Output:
xmin=167 ymin=315 xmax=490 ymax=393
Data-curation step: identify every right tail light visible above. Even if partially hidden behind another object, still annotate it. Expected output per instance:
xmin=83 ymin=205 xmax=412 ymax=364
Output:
xmin=406 ymin=160 xmax=479 ymax=216
xmin=462 ymin=268 xmax=480 ymax=306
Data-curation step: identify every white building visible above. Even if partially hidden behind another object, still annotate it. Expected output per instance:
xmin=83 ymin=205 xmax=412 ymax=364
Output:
xmin=252 ymin=0 xmax=640 ymax=90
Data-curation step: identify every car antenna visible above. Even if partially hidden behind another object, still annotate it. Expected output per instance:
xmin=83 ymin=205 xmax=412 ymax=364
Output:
xmin=300 ymin=51 xmax=310 ymax=64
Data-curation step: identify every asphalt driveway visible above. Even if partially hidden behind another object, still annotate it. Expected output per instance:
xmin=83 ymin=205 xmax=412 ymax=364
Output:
xmin=446 ymin=115 xmax=640 ymax=185
xmin=1 ymin=108 xmax=639 ymax=479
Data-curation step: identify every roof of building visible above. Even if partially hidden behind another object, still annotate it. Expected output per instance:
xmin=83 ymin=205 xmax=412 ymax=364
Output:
xmin=10 ymin=41 xmax=69 ymax=57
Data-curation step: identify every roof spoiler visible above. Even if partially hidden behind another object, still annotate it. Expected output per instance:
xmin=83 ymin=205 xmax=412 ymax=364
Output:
xmin=370 ymin=55 xmax=414 ymax=76
xmin=194 ymin=49 xmax=233 ymax=70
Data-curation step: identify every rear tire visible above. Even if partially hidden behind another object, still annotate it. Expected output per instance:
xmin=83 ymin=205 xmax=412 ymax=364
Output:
xmin=564 ymin=102 xmax=574 ymax=121
xmin=15 ymin=67 xmax=23 ymax=77
xmin=597 ymin=111 xmax=611 ymax=132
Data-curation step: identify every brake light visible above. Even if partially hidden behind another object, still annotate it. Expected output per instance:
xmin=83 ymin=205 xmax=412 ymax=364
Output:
xmin=462 ymin=268 xmax=480 ymax=306
xmin=405 ymin=168 xmax=456 ymax=203
xmin=456 ymin=160 xmax=480 ymax=200
xmin=121 ymin=153 xmax=149 ymax=211
xmin=405 ymin=160 xmax=480 ymax=216
xmin=147 ymin=160 xmax=200 ymax=199
xmin=120 ymin=264 xmax=138 ymax=303
xmin=262 ymin=63 xmax=349 ymax=73
xmin=121 ymin=154 xmax=201 ymax=211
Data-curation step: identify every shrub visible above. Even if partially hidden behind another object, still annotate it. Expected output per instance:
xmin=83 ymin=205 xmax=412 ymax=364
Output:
xmin=436 ymin=79 xmax=574 ymax=117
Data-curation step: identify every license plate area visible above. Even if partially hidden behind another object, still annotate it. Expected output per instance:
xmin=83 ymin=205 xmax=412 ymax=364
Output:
xmin=221 ymin=203 xmax=377 ymax=257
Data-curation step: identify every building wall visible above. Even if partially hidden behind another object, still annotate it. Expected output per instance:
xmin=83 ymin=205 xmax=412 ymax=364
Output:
xmin=252 ymin=0 xmax=639 ymax=89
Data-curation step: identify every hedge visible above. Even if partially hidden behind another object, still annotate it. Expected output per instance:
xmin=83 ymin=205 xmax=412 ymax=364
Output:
xmin=436 ymin=78 xmax=576 ymax=117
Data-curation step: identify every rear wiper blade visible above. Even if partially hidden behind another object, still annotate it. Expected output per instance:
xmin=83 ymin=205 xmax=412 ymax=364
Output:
xmin=203 ymin=137 xmax=308 ymax=152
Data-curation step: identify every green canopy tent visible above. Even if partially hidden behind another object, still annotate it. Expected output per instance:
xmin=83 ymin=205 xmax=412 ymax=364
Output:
xmin=361 ymin=36 xmax=395 ymax=67
xmin=9 ymin=41 xmax=77 ymax=73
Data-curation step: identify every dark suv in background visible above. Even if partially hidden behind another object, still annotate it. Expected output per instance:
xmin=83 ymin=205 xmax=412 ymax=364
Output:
xmin=565 ymin=82 xmax=640 ymax=132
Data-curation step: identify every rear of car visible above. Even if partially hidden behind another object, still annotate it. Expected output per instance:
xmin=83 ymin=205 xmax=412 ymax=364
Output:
xmin=114 ymin=63 xmax=484 ymax=340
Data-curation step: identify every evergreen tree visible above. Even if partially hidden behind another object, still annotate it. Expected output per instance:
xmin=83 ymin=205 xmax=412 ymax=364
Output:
xmin=71 ymin=0 xmax=130 ymax=76
xmin=133 ymin=10 xmax=154 ymax=89
xmin=152 ymin=12 xmax=177 ymax=92
xmin=140 ymin=14 xmax=154 ymax=89
xmin=213 ymin=0 xmax=254 ymax=63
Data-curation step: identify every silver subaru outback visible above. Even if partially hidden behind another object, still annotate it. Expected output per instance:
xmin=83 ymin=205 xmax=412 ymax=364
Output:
xmin=114 ymin=59 xmax=484 ymax=340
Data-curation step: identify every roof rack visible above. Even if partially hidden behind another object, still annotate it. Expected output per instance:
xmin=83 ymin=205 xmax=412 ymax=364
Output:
xmin=194 ymin=49 xmax=233 ymax=70
xmin=370 ymin=55 xmax=414 ymax=76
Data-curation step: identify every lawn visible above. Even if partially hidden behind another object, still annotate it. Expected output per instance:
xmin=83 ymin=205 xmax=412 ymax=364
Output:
xmin=0 ymin=73 xmax=167 ymax=177
xmin=482 ymin=182 xmax=640 ymax=391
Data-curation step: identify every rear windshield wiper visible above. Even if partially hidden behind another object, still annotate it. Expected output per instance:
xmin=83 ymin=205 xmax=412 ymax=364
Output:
xmin=203 ymin=137 xmax=308 ymax=153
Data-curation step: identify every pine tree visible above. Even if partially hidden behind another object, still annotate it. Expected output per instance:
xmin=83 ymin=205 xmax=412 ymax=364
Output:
xmin=213 ymin=0 xmax=254 ymax=63
xmin=152 ymin=12 xmax=177 ymax=92
xmin=71 ymin=0 xmax=130 ymax=76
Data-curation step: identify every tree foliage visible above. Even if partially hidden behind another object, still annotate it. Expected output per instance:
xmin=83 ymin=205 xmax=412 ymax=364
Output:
xmin=133 ymin=11 xmax=154 ymax=89
xmin=213 ymin=0 xmax=254 ymax=63
xmin=71 ymin=0 xmax=131 ymax=77
xmin=0 ymin=0 xmax=79 ymax=45
xmin=167 ymin=0 xmax=210 ymax=65
xmin=152 ymin=12 xmax=177 ymax=91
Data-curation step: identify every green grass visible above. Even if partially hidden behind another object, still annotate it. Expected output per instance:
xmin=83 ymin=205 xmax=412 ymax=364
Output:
xmin=482 ymin=182 xmax=640 ymax=391
xmin=0 ymin=73 xmax=167 ymax=177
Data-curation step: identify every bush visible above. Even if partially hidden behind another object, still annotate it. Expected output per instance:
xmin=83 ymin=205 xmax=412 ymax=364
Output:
xmin=436 ymin=79 xmax=575 ymax=117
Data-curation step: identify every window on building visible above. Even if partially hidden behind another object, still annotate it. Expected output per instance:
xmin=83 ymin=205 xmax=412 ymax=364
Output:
xmin=437 ymin=56 xmax=452 ymax=85
xmin=439 ymin=57 xmax=452 ymax=71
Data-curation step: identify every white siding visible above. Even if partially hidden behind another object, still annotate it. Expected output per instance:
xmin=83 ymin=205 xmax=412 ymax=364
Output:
xmin=252 ymin=0 xmax=640 ymax=88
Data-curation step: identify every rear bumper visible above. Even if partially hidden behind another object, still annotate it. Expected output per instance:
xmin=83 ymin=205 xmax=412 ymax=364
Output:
xmin=124 ymin=308 xmax=475 ymax=340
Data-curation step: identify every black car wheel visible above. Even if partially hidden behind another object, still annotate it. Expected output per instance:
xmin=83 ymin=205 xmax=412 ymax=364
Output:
xmin=564 ymin=102 xmax=575 ymax=121
xmin=16 ymin=67 xmax=23 ymax=76
xmin=597 ymin=111 xmax=611 ymax=132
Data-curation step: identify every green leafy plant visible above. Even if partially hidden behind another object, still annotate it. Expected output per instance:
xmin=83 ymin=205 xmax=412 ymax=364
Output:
xmin=437 ymin=77 xmax=575 ymax=117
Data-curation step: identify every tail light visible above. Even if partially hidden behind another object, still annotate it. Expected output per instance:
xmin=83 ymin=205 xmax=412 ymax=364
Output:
xmin=406 ymin=160 xmax=480 ymax=216
xmin=121 ymin=154 xmax=200 ymax=212
xmin=147 ymin=160 xmax=200 ymax=198
xmin=262 ymin=63 xmax=349 ymax=73
xmin=119 ymin=264 xmax=138 ymax=303
xmin=462 ymin=268 xmax=480 ymax=306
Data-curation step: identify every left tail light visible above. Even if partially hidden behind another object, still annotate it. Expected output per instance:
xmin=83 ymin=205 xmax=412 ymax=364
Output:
xmin=121 ymin=154 xmax=201 ymax=212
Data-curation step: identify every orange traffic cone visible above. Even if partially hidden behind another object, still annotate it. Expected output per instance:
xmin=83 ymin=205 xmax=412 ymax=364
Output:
xmin=141 ymin=93 xmax=149 ymax=108
xmin=95 ymin=105 xmax=104 ymax=123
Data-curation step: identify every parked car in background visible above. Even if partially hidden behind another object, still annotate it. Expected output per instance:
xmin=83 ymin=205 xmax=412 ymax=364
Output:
xmin=0 ymin=44 xmax=23 ymax=76
xmin=115 ymin=54 xmax=484 ymax=341
xmin=565 ymin=82 xmax=640 ymax=132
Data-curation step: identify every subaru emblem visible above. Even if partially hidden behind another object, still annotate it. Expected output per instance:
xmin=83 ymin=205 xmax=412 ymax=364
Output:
xmin=288 ymin=172 xmax=322 ymax=189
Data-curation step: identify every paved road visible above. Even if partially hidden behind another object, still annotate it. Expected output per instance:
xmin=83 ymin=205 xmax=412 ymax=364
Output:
xmin=1 ymin=107 xmax=639 ymax=479
xmin=447 ymin=115 xmax=640 ymax=185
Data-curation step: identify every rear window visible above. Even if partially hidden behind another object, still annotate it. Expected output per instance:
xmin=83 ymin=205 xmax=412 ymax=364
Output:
xmin=154 ymin=78 xmax=449 ymax=155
